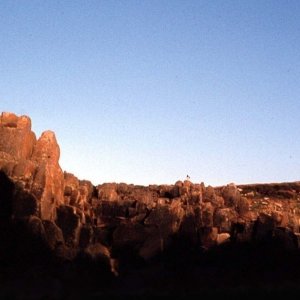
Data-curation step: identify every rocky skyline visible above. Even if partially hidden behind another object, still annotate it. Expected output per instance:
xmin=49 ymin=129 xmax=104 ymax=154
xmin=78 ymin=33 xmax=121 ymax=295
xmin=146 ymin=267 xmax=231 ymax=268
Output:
xmin=1 ymin=111 xmax=300 ymax=297
xmin=2 ymin=1 xmax=300 ymax=187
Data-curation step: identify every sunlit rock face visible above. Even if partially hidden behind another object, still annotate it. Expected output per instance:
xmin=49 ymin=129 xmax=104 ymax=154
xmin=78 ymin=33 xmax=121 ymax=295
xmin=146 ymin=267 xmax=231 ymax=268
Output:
xmin=0 ymin=112 xmax=36 ymax=160
xmin=31 ymin=130 xmax=64 ymax=220
xmin=0 ymin=112 xmax=64 ymax=221
xmin=1 ymin=111 xmax=300 ymax=283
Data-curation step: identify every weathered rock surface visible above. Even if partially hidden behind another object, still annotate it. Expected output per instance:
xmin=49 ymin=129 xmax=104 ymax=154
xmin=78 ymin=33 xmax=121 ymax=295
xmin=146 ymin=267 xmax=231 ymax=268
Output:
xmin=0 ymin=112 xmax=64 ymax=221
xmin=0 ymin=112 xmax=36 ymax=160
xmin=1 ymin=111 xmax=300 ymax=296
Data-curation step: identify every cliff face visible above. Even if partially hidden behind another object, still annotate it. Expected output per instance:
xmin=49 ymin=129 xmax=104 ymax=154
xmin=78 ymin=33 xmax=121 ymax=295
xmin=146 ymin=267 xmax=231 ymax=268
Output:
xmin=1 ymin=112 xmax=300 ymax=296
xmin=0 ymin=112 xmax=64 ymax=220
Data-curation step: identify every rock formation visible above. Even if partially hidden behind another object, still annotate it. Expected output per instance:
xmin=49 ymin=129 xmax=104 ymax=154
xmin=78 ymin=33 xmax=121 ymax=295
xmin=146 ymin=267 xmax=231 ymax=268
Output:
xmin=1 ymin=111 xmax=300 ymax=297
xmin=0 ymin=113 xmax=64 ymax=220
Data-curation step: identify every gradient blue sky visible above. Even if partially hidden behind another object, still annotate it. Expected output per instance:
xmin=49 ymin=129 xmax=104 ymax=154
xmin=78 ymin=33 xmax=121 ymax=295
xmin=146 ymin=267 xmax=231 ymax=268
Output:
xmin=1 ymin=0 xmax=300 ymax=186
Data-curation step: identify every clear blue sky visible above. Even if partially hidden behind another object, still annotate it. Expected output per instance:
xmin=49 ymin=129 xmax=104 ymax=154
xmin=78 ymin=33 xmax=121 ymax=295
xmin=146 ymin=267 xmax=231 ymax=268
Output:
xmin=1 ymin=0 xmax=300 ymax=186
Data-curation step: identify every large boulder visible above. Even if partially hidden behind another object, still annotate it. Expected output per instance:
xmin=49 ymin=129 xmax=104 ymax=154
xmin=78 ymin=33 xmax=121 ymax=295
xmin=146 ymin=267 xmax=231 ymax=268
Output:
xmin=252 ymin=213 xmax=276 ymax=242
xmin=97 ymin=183 xmax=119 ymax=201
xmin=178 ymin=212 xmax=198 ymax=245
xmin=63 ymin=172 xmax=93 ymax=210
xmin=131 ymin=187 xmax=158 ymax=209
xmin=11 ymin=159 xmax=37 ymax=183
xmin=12 ymin=216 xmax=51 ymax=263
xmin=214 ymin=208 xmax=238 ymax=232
xmin=0 ymin=112 xmax=36 ymax=160
xmin=64 ymin=172 xmax=79 ymax=199
xmin=83 ymin=243 xmax=118 ymax=276
xmin=79 ymin=225 xmax=93 ymax=249
xmin=144 ymin=201 xmax=184 ymax=237
xmin=0 ymin=113 xmax=65 ymax=222
xmin=31 ymin=131 xmax=64 ymax=220
xmin=221 ymin=183 xmax=241 ymax=207
xmin=203 ymin=185 xmax=216 ymax=202
xmin=143 ymin=201 xmax=185 ymax=255
xmin=56 ymin=205 xmax=81 ymax=247
xmin=43 ymin=220 xmax=65 ymax=251
xmin=200 ymin=202 xmax=214 ymax=227
xmin=12 ymin=186 xmax=38 ymax=218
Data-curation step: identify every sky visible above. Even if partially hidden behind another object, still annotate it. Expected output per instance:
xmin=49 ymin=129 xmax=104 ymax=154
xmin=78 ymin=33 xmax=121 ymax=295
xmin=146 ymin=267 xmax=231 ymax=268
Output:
xmin=1 ymin=0 xmax=300 ymax=186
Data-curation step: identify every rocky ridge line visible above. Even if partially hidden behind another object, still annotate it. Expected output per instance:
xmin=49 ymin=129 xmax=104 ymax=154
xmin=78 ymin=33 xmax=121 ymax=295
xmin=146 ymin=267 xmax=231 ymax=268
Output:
xmin=1 ymin=111 xmax=300 ymax=275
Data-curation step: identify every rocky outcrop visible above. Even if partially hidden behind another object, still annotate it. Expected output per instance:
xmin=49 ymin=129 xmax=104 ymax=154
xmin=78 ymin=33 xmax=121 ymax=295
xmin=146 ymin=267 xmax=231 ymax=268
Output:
xmin=1 ymin=111 xmax=300 ymax=287
xmin=0 ymin=112 xmax=64 ymax=221
xmin=31 ymin=131 xmax=64 ymax=220
xmin=0 ymin=112 xmax=36 ymax=160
